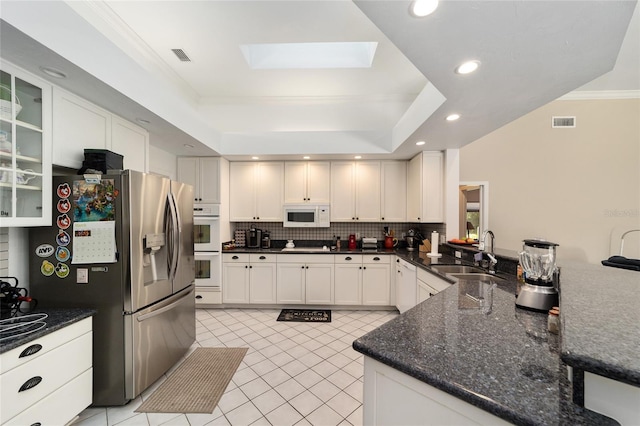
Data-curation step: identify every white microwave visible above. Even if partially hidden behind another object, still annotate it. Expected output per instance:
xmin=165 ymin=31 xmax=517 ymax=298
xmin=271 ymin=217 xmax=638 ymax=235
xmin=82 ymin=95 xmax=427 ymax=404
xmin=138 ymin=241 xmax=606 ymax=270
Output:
xmin=283 ymin=204 xmax=330 ymax=228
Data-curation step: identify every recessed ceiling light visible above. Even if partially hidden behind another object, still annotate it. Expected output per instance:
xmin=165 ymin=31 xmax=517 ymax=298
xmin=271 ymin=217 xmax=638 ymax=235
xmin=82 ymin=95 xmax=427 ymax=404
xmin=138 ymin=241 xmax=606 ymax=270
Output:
xmin=183 ymin=144 xmax=194 ymax=149
xmin=416 ymin=141 xmax=426 ymax=146
xmin=252 ymin=156 xmax=259 ymax=160
xmin=354 ymin=156 xmax=362 ymax=160
xmin=455 ymin=60 xmax=480 ymax=75
xmin=303 ymin=156 xmax=310 ymax=160
xmin=410 ymin=0 xmax=439 ymax=17
xmin=446 ymin=114 xmax=461 ymax=121
xmin=39 ymin=66 xmax=67 ymax=79
xmin=136 ymin=118 xmax=150 ymax=125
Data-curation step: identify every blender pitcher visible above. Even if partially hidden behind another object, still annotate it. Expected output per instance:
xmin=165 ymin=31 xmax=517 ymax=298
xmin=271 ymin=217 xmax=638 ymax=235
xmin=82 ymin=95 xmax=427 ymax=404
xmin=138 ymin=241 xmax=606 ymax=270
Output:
xmin=516 ymin=239 xmax=559 ymax=311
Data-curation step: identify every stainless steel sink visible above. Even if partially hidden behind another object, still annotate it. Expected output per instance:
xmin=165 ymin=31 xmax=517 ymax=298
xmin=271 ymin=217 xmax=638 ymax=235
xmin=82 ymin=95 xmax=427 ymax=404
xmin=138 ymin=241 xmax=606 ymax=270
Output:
xmin=448 ymin=273 xmax=505 ymax=282
xmin=430 ymin=265 xmax=486 ymax=274
xmin=280 ymin=247 xmax=331 ymax=252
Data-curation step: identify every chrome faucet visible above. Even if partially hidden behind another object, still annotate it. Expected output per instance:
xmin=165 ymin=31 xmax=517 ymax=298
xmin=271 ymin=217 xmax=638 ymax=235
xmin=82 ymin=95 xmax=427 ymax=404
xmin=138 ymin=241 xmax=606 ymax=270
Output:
xmin=478 ymin=230 xmax=497 ymax=274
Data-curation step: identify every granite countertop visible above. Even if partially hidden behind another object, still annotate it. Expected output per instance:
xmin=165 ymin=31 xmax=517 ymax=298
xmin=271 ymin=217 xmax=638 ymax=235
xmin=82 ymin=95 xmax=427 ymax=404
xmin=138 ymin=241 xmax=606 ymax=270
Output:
xmin=353 ymin=273 xmax=618 ymax=425
xmin=0 ymin=308 xmax=96 ymax=354
xmin=559 ymin=261 xmax=640 ymax=386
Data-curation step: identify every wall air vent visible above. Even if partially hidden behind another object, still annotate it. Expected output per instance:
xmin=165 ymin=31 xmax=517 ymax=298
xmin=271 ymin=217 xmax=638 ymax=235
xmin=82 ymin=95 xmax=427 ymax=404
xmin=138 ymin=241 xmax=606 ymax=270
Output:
xmin=171 ymin=49 xmax=191 ymax=62
xmin=552 ymin=116 xmax=576 ymax=128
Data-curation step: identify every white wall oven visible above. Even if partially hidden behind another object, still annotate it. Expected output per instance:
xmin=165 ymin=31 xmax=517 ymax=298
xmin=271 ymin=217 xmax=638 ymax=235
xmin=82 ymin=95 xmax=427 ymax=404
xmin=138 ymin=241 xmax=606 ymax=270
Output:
xmin=194 ymin=204 xmax=220 ymax=292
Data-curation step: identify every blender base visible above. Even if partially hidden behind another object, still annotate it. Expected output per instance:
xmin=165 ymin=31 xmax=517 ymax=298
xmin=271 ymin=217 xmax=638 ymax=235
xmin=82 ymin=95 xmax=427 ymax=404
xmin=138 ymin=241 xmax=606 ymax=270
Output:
xmin=515 ymin=284 xmax=558 ymax=312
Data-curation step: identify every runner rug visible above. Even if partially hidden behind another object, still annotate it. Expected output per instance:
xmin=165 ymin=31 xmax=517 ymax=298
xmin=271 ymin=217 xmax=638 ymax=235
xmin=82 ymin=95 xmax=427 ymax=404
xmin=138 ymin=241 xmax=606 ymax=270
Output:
xmin=277 ymin=309 xmax=331 ymax=322
xmin=135 ymin=347 xmax=247 ymax=413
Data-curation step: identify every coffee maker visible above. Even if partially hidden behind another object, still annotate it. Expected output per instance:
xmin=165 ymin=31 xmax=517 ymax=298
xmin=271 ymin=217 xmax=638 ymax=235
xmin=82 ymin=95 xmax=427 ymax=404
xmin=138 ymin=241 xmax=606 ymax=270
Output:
xmin=516 ymin=239 xmax=559 ymax=311
xmin=248 ymin=226 xmax=262 ymax=248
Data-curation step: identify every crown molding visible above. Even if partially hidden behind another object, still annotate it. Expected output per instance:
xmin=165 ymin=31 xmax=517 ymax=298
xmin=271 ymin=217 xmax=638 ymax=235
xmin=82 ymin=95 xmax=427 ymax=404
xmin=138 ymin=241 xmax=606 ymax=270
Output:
xmin=558 ymin=90 xmax=640 ymax=100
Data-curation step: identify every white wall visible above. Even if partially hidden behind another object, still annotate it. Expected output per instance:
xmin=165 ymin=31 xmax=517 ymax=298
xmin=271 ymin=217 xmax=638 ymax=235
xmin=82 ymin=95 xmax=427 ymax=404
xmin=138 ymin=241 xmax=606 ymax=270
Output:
xmin=460 ymin=98 xmax=640 ymax=264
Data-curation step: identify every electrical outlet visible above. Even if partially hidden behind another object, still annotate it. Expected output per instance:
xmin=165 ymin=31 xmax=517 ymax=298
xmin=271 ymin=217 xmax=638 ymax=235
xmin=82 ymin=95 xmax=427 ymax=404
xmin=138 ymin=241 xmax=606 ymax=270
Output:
xmin=401 ymin=232 xmax=406 ymax=239
xmin=77 ymin=268 xmax=89 ymax=284
xmin=455 ymin=250 xmax=462 ymax=259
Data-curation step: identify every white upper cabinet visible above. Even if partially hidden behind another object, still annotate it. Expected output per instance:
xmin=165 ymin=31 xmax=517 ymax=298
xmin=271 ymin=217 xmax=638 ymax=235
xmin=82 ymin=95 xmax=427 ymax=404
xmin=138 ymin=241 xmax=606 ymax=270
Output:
xmin=381 ymin=161 xmax=407 ymax=222
xmin=177 ymin=157 xmax=220 ymax=203
xmin=331 ymin=161 xmax=380 ymax=222
xmin=0 ymin=62 xmax=52 ymax=227
xmin=407 ymin=151 xmax=444 ymax=223
xmin=284 ymin=161 xmax=330 ymax=203
xmin=229 ymin=161 xmax=284 ymax=221
xmin=52 ymin=87 xmax=148 ymax=172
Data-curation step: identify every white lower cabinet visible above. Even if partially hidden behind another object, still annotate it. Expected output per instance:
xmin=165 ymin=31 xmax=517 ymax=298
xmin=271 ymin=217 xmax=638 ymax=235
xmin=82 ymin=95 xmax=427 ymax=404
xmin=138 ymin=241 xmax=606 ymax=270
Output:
xmin=362 ymin=255 xmax=392 ymax=305
xmin=277 ymin=255 xmax=334 ymax=304
xmin=417 ymin=268 xmax=452 ymax=303
xmin=0 ymin=317 xmax=93 ymax=425
xmin=222 ymin=253 xmax=276 ymax=304
xmin=334 ymin=255 xmax=363 ymax=305
xmin=363 ymin=356 xmax=510 ymax=426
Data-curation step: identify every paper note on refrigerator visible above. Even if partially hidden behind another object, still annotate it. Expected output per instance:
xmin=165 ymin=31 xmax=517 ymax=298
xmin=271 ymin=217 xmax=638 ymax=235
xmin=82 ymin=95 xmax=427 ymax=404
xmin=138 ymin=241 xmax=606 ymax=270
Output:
xmin=71 ymin=221 xmax=117 ymax=264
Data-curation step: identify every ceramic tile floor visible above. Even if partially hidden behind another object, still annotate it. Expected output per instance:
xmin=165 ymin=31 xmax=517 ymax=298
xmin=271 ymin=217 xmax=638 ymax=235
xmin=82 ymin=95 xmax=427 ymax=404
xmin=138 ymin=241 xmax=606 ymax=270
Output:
xmin=72 ymin=308 xmax=398 ymax=426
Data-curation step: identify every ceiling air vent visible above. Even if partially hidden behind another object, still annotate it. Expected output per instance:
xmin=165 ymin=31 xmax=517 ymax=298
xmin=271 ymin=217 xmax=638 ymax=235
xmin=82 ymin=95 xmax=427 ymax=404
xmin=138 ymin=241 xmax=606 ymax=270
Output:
xmin=171 ymin=49 xmax=191 ymax=62
xmin=552 ymin=116 xmax=576 ymax=128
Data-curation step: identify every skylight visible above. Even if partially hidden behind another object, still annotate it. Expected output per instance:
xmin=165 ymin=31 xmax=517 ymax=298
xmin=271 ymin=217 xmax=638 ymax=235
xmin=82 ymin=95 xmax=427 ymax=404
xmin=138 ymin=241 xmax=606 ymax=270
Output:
xmin=240 ymin=42 xmax=378 ymax=69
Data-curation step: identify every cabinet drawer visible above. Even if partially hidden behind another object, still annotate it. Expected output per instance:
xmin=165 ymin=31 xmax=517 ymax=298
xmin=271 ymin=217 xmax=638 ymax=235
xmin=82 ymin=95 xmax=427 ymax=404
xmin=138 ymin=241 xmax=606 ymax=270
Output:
xmin=223 ymin=253 xmax=250 ymax=263
xmin=1 ymin=318 xmax=92 ymax=374
xmin=0 ymin=331 xmax=92 ymax=423
xmin=363 ymin=254 xmax=390 ymax=264
xmin=5 ymin=368 xmax=92 ymax=426
xmin=249 ymin=253 xmax=277 ymax=263
xmin=195 ymin=288 xmax=222 ymax=305
xmin=335 ymin=254 xmax=363 ymax=264
xmin=277 ymin=254 xmax=333 ymax=264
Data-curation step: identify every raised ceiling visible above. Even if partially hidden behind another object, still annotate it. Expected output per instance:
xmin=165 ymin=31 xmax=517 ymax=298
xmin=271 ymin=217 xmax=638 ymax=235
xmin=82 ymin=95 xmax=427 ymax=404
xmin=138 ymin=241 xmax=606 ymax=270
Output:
xmin=0 ymin=1 xmax=637 ymax=160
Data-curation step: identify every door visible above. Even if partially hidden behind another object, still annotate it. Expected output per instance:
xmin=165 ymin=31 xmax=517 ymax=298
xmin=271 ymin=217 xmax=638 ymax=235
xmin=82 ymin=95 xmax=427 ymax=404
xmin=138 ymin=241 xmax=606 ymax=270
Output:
xmin=194 ymin=216 xmax=220 ymax=252
xmin=335 ymin=264 xmax=362 ymax=305
xmin=330 ymin=162 xmax=355 ymax=221
xmin=222 ymin=262 xmax=250 ymax=303
xmin=126 ymin=171 xmax=172 ymax=312
xmin=277 ymin=263 xmax=306 ymax=304
xmin=363 ymin=263 xmax=391 ymax=305
xmin=170 ymin=180 xmax=195 ymax=293
xmin=250 ymin=263 xmax=277 ymax=303
xmin=306 ymin=264 xmax=334 ymax=305
xmin=128 ymin=286 xmax=195 ymax=400
xmin=229 ymin=162 xmax=256 ymax=221
xmin=355 ymin=161 xmax=381 ymax=221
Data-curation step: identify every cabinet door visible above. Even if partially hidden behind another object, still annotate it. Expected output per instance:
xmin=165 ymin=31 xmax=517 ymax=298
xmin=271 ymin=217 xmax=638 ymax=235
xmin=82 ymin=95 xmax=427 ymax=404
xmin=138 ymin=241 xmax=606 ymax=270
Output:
xmin=306 ymin=264 xmax=334 ymax=305
xmin=229 ymin=162 xmax=256 ymax=221
xmin=250 ymin=263 xmax=277 ymax=304
xmin=334 ymin=264 xmax=362 ymax=305
xmin=417 ymin=280 xmax=438 ymax=304
xmin=52 ymin=87 xmax=111 ymax=170
xmin=363 ymin=263 xmax=391 ymax=305
xmin=222 ymin=263 xmax=250 ymax=303
xmin=0 ymin=64 xmax=52 ymax=227
xmin=284 ymin=161 xmax=308 ymax=203
xmin=407 ymin=154 xmax=422 ymax=222
xmin=381 ymin=161 xmax=407 ymax=222
xmin=355 ymin=161 xmax=381 ymax=221
xmin=307 ymin=161 xmax=331 ymax=203
xmin=277 ymin=263 xmax=306 ymax=304
xmin=177 ymin=157 xmax=199 ymax=201
xmin=198 ymin=157 xmax=220 ymax=203
xmin=330 ymin=162 xmax=355 ymax=221
xmin=256 ymin=162 xmax=284 ymax=221
xmin=421 ymin=152 xmax=444 ymax=223
xmin=111 ymin=115 xmax=148 ymax=172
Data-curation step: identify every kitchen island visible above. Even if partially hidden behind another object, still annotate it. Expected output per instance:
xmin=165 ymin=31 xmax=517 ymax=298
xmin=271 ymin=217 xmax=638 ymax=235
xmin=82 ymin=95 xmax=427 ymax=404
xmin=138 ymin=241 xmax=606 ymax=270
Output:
xmin=353 ymin=261 xmax=628 ymax=425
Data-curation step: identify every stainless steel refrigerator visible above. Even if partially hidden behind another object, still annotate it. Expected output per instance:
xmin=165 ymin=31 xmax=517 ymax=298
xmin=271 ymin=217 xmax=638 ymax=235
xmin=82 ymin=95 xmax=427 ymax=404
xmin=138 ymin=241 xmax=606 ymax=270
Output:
xmin=29 ymin=170 xmax=196 ymax=406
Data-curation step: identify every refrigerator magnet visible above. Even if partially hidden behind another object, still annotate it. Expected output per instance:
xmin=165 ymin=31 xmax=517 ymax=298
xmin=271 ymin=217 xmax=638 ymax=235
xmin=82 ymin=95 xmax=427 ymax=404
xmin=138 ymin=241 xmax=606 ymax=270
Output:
xmin=56 ymin=183 xmax=71 ymax=199
xmin=57 ymin=198 xmax=71 ymax=213
xmin=35 ymin=244 xmax=54 ymax=258
xmin=54 ymin=263 xmax=70 ymax=279
xmin=56 ymin=230 xmax=71 ymax=246
xmin=57 ymin=213 xmax=71 ymax=229
xmin=40 ymin=260 xmax=55 ymax=276
xmin=55 ymin=246 xmax=71 ymax=263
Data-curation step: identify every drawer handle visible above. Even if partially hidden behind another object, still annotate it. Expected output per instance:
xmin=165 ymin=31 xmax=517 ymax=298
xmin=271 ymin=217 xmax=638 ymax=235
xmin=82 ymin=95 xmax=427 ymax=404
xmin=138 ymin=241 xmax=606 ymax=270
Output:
xmin=19 ymin=376 xmax=42 ymax=393
xmin=196 ymin=295 xmax=203 ymax=299
xmin=19 ymin=344 xmax=43 ymax=358
xmin=345 ymin=256 xmax=352 ymax=261
xmin=232 ymin=255 xmax=239 ymax=260
xmin=259 ymin=256 xmax=266 ymax=260
xmin=373 ymin=257 xmax=380 ymax=261
xmin=31 ymin=423 xmax=42 ymax=426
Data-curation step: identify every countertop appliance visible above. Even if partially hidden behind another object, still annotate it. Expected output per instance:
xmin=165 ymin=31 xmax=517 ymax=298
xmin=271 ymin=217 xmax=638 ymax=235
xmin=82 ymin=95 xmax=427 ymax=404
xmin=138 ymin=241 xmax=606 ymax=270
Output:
xmin=261 ymin=231 xmax=271 ymax=249
xmin=28 ymin=171 xmax=195 ymax=406
xmin=406 ymin=229 xmax=417 ymax=251
xmin=516 ymin=239 xmax=559 ymax=311
xmin=248 ymin=226 xmax=262 ymax=248
xmin=283 ymin=203 xmax=330 ymax=227
xmin=362 ymin=237 xmax=378 ymax=251
xmin=194 ymin=203 xmax=221 ymax=292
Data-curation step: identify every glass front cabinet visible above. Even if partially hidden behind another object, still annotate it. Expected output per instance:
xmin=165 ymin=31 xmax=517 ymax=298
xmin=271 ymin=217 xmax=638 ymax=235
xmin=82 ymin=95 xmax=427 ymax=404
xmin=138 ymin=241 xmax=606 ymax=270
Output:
xmin=0 ymin=61 xmax=52 ymax=226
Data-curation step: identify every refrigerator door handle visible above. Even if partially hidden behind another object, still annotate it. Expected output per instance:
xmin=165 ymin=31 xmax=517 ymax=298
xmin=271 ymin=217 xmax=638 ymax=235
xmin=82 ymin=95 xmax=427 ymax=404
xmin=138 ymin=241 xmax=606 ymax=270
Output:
xmin=136 ymin=288 xmax=192 ymax=322
xmin=166 ymin=193 xmax=180 ymax=282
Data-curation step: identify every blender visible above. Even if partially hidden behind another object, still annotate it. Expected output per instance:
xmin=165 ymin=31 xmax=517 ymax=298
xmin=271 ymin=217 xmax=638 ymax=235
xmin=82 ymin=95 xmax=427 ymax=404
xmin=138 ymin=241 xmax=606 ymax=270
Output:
xmin=516 ymin=239 xmax=559 ymax=311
